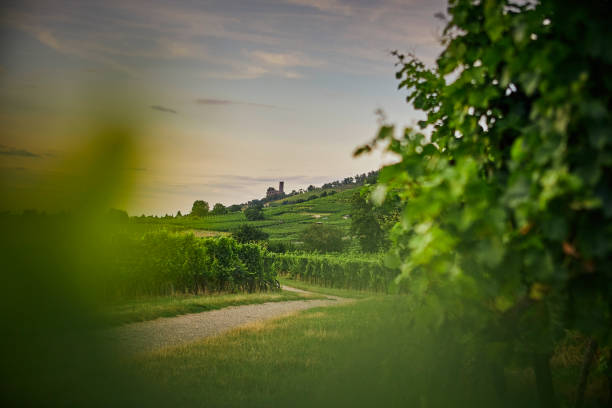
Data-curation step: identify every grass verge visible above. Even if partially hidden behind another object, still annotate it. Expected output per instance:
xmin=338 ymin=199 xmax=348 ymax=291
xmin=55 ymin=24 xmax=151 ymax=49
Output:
xmin=132 ymin=296 xmax=548 ymax=408
xmin=278 ymin=276 xmax=377 ymax=299
xmin=102 ymin=289 xmax=325 ymax=326
xmin=132 ymin=295 xmax=602 ymax=408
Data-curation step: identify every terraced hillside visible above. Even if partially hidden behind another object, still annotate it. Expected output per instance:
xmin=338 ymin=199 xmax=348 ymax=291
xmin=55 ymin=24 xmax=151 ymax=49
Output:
xmin=131 ymin=186 xmax=359 ymax=245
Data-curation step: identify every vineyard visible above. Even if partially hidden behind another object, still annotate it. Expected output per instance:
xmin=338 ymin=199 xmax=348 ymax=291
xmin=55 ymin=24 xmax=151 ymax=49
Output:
xmin=271 ymin=253 xmax=396 ymax=293
xmin=109 ymin=231 xmax=279 ymax=297
xmin=129 ymin=187 xmax=357 ymax=245
xmin=105 ymin=229 xmax=396 ymax=297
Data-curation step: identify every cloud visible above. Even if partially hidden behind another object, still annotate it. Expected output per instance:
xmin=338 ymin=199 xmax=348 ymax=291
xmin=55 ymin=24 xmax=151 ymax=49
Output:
xmin=35 ymin=30 xmax=61 ymax=50
xmin=250 ymin=51 xmax=323 ymax=68
xmin=195 ymin=98 xmax=279 ymax=109
xmin=150 ymin=105 xmax=177 ymax=114
xmin=284 ymin=0 xmax=354 ymax=16
xmin=283 ymin=71 xmax=303 ymax=79
xmin=2 ymin=0 xmax=444 ymax=80
xmin=0 ymin=145 xmax=41 ymax=158
xmin=8 ymin=20 xmax=137 ymax=75
xmin=195 ymin=51 xmax=319 ymax=80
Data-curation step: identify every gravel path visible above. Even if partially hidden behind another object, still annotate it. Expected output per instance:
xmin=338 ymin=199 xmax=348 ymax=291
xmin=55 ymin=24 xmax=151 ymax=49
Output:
xmin=103 ymin=286 xmax=351 ymax=353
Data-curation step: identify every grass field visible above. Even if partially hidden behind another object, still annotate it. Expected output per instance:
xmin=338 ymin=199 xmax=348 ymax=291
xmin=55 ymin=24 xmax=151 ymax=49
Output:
xmin=133 ymin=295 xmax=543 ymax=408
xmin=102 ymin=289 xmax=325 ymax=326
xmin=128 ymin=286 xmax=605 ymax=408
xmin=277 ymin=276 xmax=375 ymax=299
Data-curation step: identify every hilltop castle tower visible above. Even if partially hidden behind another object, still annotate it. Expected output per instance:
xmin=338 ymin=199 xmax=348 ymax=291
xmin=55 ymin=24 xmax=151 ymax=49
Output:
xmin=266 ymin=181 xmax=285 ymax=199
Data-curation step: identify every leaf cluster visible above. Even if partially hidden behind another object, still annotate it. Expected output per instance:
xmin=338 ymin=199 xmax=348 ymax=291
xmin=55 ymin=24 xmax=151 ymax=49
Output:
xmin=356 ymin=0 xmax=612 ymax=395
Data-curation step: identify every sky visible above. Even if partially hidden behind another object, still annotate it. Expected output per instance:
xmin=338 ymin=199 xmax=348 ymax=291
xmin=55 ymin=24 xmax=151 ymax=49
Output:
xmin=0 ymin=0 xmax=446 ymax=215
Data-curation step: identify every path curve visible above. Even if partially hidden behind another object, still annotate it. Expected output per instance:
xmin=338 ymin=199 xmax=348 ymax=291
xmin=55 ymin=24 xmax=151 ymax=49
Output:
xmin=103 ymin=286 xmax=351 ymax=353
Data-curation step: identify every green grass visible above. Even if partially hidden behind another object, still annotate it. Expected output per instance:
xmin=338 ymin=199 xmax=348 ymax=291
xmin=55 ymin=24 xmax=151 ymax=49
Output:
xmin=132 ymin=296 xmax=544 ymax=408
xmin=278 ymin=276 xmax=375 ymax=299
xmin=102 ymin=289 xmax=325 ymax=326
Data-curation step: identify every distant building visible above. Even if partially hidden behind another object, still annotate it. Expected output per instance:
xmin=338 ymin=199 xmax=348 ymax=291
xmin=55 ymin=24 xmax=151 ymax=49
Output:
xmin=266 ymin=181 xmax=285 ymax=199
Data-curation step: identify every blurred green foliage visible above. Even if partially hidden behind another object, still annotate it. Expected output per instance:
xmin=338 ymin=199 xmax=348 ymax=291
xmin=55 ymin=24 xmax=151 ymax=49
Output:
xmin=0 ymin=124 xmax=178 ymax=406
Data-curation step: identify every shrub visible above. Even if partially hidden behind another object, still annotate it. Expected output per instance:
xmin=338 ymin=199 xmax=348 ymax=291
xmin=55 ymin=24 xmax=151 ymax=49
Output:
xmin=266 ymin=241 xmax=296 ymax=253
xmin=232 ymin=224 xmax=269 ymax=243
xmin=299 ymin=224 xmax=346 ymax=253
xmin=244 ymin=205 xmax=264 ymax=221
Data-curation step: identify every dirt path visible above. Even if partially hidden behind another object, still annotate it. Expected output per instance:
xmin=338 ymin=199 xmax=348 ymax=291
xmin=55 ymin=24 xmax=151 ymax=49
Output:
xmin=103 ymin=286 xmax=351 ymax=353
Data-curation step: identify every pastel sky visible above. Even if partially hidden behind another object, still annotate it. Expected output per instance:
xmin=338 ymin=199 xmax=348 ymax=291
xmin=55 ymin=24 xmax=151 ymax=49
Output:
xmin=0 ymin=0 xmax=446 ymax=215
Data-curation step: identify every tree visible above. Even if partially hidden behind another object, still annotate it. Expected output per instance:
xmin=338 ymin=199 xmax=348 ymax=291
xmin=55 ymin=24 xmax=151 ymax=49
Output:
xmin=232 ymin=224 xmax=269 ymax=243
xmin=307 ymin=185 xmax=316 ymax=192
xmin=176 ymin=210 xmax=182 ymax=217
xmin=365 ymin=170 xmax=378 ymax=184
xmin=248 ymin=199 xmax=262 ymax=207
xmin=244 ymin=204 xmax=264 ymax=221
xmin=190 ymin=200 xmax=209 ymax=217
xmin=299 ymin=224 xmax=346 ymax=253
xmin=356 ymin=0 xmax=612 ymax=405
xmin=211 ymin=203 xmax=227 ymax=215
xmin=227 ymin=204 xmax=242 ymax=213
xmin=350 ymin=188 xmax=399 ymax=252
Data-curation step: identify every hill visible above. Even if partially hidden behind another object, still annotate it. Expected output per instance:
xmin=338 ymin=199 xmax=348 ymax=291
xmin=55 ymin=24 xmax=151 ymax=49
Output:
xmin=131 ymin=186 xmax=360 ymax=246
